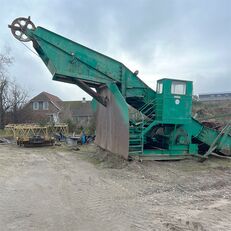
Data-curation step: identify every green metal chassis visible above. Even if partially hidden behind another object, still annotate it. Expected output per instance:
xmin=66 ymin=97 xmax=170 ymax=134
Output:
xmin=10 ymin=23 xmax=231 ymax=159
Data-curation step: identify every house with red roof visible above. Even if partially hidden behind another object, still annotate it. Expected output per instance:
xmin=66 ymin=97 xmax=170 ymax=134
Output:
xmin=23 ymin=91 xmax=63 ymax=123
xmin=22 ymin=92 xmax=94 ymax=127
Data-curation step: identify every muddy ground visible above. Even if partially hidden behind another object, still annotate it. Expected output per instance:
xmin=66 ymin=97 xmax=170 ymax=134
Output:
xmin=0 ymin=143 xmax=231 ymax=231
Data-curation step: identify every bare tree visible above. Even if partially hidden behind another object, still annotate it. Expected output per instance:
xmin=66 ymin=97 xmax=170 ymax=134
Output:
xmin=0 ymin=51 xmax=13 ymax=129
xmin=0 ymin=49 xmax=29 ymax=126
xmin=10 ymin=82 xmax=28 ymax=123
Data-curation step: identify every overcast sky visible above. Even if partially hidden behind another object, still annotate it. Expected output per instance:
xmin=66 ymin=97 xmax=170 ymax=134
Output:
xmin=1 ymin=0 xmax=231 ymax=100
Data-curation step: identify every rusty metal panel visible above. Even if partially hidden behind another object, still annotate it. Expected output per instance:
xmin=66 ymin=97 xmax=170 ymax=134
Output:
xmin=95 ymin=84 xmax=129 ymax=159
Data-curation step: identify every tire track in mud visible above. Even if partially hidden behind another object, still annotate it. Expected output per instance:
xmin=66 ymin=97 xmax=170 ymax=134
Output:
xmin=1 ymin=145 xmax=231 ymax=231
xmin=43 ymin=151 xmax=163 ymax=230
xmin=76 ymin=178 xmax=157 ymax=231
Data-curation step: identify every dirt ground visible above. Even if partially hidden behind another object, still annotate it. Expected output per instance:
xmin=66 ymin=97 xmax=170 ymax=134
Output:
xmin=0 ymin=143 xmax=231 ymax=231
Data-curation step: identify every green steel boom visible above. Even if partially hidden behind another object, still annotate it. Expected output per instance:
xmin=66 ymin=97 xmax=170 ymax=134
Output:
xmin=9 ymin=17 xmax=231 ymax=160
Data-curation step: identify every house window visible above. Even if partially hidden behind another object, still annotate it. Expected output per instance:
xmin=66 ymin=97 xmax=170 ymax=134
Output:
xmin=43 ymin=101 xmax=49 ymax=110
xmin=33 ymin=102 xmax=39 ymax=110
xmin=171 ymin=81 xmax=186 ymax=95
xmin=157 ymin=82 xmax=163 ymax=94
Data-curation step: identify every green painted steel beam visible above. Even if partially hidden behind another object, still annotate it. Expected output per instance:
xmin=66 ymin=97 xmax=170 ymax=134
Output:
xmin=26 ymin=27 xmax=156 ymax=105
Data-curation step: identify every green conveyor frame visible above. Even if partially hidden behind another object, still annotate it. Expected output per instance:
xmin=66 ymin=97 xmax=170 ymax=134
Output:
xmin=9 ymin=17 xmax=231 ymax=159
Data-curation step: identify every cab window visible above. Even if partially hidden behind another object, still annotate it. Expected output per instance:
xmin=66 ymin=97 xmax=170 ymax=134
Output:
xmin=171 ymin=81 xmax=186 ymax=95
xmin=157 ymin=82 xmax=163 ymax=94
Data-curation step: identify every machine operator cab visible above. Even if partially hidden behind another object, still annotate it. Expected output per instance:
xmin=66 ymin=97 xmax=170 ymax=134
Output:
xmin=155 ymin=78 xmax=193 ymax=124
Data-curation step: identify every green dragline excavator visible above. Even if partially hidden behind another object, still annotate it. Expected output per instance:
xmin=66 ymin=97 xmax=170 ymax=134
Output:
xmin=9 ymin=17 xmax=231 ymax=160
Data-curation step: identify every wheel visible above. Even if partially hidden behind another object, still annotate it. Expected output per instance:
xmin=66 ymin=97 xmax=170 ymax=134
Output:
xmin=8 ymin=16 xmax=36 ymax=42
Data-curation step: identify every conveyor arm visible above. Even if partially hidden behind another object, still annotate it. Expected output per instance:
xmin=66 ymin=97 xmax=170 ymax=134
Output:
xmin=9 ymin=17 xmax=155 ymax=108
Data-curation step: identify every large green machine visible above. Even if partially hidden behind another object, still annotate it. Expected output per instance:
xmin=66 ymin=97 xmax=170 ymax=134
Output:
xmin=9 ymin=17 xmax=231 ymax=160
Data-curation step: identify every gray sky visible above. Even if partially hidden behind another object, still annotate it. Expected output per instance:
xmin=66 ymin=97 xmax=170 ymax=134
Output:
xmin=1 ymin=0 xmax=231 ymax=100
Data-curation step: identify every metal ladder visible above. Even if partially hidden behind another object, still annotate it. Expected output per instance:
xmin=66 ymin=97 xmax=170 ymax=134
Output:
xmin=128 ymin=99 xmax=157 ymax=156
